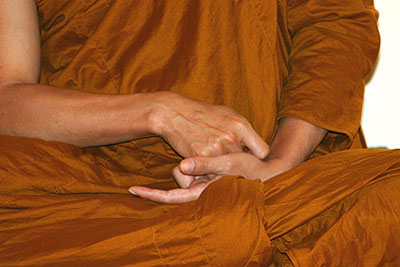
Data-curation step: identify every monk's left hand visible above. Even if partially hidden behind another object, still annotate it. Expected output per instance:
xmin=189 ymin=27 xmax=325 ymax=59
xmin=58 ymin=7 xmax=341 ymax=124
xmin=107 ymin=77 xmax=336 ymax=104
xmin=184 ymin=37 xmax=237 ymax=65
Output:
xmin=128 ymin=152 xmax=292 ymax=204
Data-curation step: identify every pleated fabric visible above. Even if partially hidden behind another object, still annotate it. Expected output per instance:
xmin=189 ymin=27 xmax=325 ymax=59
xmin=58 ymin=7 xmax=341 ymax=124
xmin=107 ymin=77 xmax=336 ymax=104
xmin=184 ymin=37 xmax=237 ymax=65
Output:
xmin=36 ymin=0 xmax=379 ymax=158
xmin=1 ymin=135 xmax=399 ymax=265
xmin=0 ymin=135 xmax=271 ymax=266
xmin=264 ymin=149 xmax=400 ymax=266
xmin=0 ymin=0 xmax=391 ymax=266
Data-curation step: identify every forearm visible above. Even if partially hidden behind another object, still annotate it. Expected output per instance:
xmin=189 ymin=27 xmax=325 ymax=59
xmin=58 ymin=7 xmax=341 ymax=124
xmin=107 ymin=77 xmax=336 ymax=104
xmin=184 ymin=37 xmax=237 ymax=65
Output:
xmin=0 ymin=83 xmax=159 ymax=147
xmin=267 ymin=117 xmax=327 ymax=169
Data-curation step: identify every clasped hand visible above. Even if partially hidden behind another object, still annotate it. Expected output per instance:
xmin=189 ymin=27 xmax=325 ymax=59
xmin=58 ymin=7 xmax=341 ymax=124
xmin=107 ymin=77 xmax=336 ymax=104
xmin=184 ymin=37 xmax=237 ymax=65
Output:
xmin=129 ymin=153 xmax=292 ymax=204
xmin=149 ymin=92 xmax=269 ymax=159
xmin=129 ymin=92 xmax=275 ymax=204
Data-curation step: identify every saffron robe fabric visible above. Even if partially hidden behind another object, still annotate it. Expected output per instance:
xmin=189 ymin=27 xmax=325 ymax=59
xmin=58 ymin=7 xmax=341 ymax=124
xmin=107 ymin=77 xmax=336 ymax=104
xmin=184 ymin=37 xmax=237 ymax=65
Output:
xmin=1 ymin=136 xmax=399 ymax=265
xmin=1 ymin=0 xmax=398 ymax=266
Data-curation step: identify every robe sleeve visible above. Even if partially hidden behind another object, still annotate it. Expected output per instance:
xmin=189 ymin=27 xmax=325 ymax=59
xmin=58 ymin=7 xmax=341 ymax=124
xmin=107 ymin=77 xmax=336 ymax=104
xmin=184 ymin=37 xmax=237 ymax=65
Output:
xmin=278 ymin=0 xmax=380 ymax=150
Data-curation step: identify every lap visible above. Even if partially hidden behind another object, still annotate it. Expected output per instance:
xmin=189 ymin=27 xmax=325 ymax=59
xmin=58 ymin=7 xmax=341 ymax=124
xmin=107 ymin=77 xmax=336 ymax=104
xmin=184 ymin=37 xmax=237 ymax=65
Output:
xmin=264 ymin=148 xmax=400 ymax=266
xmin=0 ymin=135 xmax=179 ymax=196
xmin=1 ymin=134 xmax=399 ymax=265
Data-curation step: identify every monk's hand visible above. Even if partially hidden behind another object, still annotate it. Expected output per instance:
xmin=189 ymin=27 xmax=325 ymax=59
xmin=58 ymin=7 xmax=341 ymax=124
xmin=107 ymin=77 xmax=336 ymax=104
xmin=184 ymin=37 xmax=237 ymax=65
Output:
xmin=128 ymin=159 xmax=223 ymax=204
xmin=128 ymin=153 xmax=292 ymax=204
xmin=151 ymin=92 xmax=269 ymax=159
xmin=128 ymin=175 xmax=214 ymax=204
xmin=172 ymin=153 xmax=293 ymax=182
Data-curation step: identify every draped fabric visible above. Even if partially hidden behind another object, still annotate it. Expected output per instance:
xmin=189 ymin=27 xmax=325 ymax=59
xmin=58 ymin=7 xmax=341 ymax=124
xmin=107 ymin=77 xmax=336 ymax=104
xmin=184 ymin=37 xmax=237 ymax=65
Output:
xmin=1 ymin=0 xmax=396 ymax=266
xmin=36 ymin=0 xmax=379 ymax=156
xmin=1 ymin=135 xmax=399 ymax=265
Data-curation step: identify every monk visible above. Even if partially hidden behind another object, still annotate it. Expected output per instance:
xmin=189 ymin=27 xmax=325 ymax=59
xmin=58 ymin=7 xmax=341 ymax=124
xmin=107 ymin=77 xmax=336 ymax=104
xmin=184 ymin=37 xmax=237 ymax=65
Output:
xmin=0 ymin=0 xmax=369 ymax=203
xmin=0 ymin=0 xmax=333 ymax=204
xmin=2 ymin=0 xmax=398 ymax=266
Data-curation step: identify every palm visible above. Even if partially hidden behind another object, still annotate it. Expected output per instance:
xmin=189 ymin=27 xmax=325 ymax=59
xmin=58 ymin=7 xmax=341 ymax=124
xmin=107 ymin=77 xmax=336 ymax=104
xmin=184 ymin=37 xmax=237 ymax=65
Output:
xmin=129 ymin=176 xmax=219 ymax=204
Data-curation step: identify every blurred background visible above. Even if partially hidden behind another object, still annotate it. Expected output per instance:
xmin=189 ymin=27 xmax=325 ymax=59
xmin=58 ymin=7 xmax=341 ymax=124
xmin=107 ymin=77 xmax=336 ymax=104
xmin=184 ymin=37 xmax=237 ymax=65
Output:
xmin=362 ymin=0 xmax=400 ymax=149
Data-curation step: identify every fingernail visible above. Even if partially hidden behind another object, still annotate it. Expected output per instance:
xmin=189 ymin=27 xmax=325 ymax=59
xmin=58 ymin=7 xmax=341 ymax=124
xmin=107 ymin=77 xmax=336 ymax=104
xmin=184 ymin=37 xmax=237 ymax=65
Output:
xmin=128 ymin=188 xmax=138 ymax=196
xmin=181 ymin=159 xmax=194 ymax=173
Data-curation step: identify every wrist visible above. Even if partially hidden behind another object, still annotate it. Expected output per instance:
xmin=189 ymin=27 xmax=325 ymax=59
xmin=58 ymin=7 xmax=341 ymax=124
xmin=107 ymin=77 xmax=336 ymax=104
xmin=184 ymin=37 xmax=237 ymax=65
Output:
xmin=258 ymin=157 xmax=295 ymax=181
xmin=122 ymin=92 xmax=162 ymax=138
xmin=266 ymin=117 xmax=327 ymax=167
xmin=143 ymin=91 xmax=172 ymax=137
xmin=264 ymin=152 xmax=300 ymax=171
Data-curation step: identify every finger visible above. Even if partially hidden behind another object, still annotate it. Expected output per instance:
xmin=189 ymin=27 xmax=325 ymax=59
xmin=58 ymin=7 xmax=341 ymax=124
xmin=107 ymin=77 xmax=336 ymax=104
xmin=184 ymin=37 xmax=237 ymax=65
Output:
xmin=128 ymin=185 xmax=206 ymax=204
xmin=179 ymin=156 xmax=229 ymax=176
xmin=191 ymin=142 xmax=225 ymax=157
xmin=205 ymin=174 xmax=220 ymax=180
xmin=221 ymin=138 xmax=243 ymax=155
xmin=172 ymin=166 xmax=195 ymax=188
xmin=240 ymin=126 xmax=270 ymax=159
xmin=191 ymin=175 xmax=212 ymax=185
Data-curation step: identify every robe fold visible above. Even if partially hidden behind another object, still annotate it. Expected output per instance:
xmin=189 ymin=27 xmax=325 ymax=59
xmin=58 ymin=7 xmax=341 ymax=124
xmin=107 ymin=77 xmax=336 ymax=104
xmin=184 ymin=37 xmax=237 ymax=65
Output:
xmin=1 ymin=135 xmax=399 ymax=265
xmin=1 ymin=0 xmax=396 ymax=266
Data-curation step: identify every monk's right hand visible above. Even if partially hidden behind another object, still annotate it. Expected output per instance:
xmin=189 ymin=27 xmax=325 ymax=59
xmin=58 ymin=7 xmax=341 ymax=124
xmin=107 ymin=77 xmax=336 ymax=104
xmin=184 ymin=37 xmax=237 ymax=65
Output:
xmin=150 ymin=91 xmax=269 ymax=159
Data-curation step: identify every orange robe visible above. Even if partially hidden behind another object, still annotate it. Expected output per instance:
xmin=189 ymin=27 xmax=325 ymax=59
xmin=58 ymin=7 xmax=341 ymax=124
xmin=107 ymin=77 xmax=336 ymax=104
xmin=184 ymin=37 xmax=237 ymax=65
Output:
xmin=2 ymin=0 xmax=397 ymax=266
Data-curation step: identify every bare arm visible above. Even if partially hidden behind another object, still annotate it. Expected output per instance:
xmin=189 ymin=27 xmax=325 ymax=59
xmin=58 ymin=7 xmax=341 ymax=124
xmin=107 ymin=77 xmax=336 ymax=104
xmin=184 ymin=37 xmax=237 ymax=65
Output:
xmin=0 ymin=84 xmax=162 ymax=147
xmin=263 ymin=117 xmax=327 ymax=174
xmin=0 ymin=1 xmax=269 ymax=157
xmin=0 ymin=1 xmax=158 ymax=146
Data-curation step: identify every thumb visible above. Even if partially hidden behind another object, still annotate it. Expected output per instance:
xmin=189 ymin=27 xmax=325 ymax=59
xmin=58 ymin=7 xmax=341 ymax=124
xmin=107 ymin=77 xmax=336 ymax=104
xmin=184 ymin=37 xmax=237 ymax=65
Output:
xmin=179 ymin=156 xmax=224 ymax=176
xmin=172 ymin=166 xmax=195 ymax=188
xmin=243 ymin=134 xmax=270 ymax=160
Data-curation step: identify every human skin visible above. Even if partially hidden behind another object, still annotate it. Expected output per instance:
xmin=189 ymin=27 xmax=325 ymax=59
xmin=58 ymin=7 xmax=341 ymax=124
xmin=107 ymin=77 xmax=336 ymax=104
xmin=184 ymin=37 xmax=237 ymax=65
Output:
xmin=1 ymin=1 xmax=326 ymax=205
xmin=129 ymin=117 xmax=327 ymax=204
xmin=0 ymin=0 xmax=269 ymax=159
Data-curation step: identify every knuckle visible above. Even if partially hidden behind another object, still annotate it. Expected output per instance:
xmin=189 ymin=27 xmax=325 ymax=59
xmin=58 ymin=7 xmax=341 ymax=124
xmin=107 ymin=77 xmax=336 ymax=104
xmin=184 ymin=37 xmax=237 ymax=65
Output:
xmin=197 ymin=148 xmax=211 ymax=157
xmin=210 ymin=139 xmax=225 ymax=152
xmin=232 ymin=117 xmax=249 ymax=132
xmin=221 ymin=131 xmax=237 ymax=143
xmin=191 ymin=143 xmax=211 ymax=157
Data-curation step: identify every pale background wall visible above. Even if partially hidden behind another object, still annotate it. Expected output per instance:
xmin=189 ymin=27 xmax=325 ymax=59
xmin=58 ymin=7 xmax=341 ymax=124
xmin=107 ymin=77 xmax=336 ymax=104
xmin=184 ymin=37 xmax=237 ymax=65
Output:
xmin=362 ymin=0 xmax=400 ymax=149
